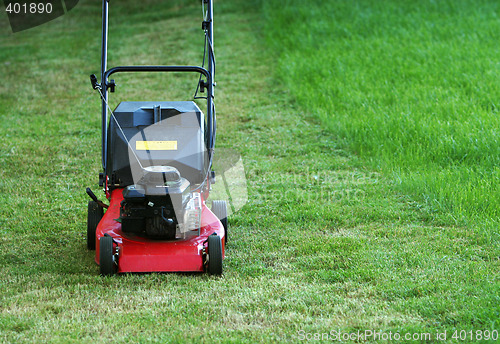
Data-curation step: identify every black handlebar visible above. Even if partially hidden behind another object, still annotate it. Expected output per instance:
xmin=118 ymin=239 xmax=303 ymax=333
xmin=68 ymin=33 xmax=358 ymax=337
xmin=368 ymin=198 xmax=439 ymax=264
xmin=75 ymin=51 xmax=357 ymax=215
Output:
xmin=103 ymin=65 xmax=210 ymax=81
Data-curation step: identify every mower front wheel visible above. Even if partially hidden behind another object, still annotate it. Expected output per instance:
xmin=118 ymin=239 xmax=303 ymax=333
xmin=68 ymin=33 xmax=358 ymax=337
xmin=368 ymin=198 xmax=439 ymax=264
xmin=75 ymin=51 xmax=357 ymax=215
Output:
xmin=211 ymin=200 xmax=228 ymax=243
xmin=207 ymin=234 xmax=223 ymax=275
xmin=87 ymin=201 xmax=103 ymax=250
xmin=99 ymin=235 xmax=116 ymax=276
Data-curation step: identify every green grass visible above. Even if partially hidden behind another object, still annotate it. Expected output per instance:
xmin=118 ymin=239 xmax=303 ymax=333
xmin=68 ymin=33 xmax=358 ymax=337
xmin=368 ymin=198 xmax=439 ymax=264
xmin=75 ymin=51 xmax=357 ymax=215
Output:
xmin=263 ymin=0 xmax=500 ymax=226
xmin=0 ymin=0 xmax=499 ymax=342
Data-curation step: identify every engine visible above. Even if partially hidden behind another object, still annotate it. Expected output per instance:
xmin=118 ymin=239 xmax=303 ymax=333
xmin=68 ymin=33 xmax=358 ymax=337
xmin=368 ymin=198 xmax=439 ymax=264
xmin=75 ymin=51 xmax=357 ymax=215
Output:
xmin=119 ymin=166 xmax=202 ymax=240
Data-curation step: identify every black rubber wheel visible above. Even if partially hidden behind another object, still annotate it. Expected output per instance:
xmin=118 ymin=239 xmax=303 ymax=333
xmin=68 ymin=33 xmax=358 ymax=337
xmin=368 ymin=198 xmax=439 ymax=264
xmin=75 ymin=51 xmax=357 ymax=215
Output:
xmin=207 ymin=234 xmax=223 ymax=275
xmin=87 ymin=201 xmax=103 ymax=250
xmin=211 ymin=200 xmax=228 ymax=243
xmin=99 ymin=235 xmax=116 ymax=276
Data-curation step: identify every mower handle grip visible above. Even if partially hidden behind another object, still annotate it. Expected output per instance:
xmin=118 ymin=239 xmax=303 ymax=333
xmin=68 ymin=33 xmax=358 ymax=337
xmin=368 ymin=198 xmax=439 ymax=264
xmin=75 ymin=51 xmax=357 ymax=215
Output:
xmin=103 ymin=65 xmax=210 ymax=82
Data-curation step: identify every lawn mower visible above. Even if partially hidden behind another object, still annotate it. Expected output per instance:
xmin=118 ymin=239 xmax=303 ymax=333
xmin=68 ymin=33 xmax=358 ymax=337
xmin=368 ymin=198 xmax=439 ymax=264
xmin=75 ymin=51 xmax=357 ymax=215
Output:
xmin=85 ymin=0 xmax=227 ymax=275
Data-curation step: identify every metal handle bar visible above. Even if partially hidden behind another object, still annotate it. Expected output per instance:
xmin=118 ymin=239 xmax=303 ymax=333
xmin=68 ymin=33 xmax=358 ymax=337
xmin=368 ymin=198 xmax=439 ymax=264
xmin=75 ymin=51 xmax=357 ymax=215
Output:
xmin=103 ymin=65 xmax=210 ymax=82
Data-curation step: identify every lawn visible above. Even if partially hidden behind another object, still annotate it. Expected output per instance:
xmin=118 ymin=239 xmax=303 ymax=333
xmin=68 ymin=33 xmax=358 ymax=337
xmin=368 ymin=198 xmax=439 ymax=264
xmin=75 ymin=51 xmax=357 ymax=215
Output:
xmin=263 ymin=0 xmax=500 ymax=227
xmin=0 ymin=0 xmax=498 ymax=343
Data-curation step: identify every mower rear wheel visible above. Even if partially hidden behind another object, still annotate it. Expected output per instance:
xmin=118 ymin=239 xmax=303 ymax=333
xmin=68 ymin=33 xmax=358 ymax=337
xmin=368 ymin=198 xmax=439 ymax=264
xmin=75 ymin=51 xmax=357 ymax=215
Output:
xmin=211 ymin=200 xmax=228 ymax=243
xmin=99 ymin=235 xmax=116 ymax=276
xmin=87 ymin=201 xmax=103 ymax=250
xmin=207 ymin=234 xmax=223 ymax=275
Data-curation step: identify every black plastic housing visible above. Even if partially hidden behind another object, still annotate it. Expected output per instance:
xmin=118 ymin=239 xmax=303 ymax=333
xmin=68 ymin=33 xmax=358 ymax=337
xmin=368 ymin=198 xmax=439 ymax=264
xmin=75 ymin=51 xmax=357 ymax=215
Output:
xmin=106 ymin=101 xmax=207 ymax=188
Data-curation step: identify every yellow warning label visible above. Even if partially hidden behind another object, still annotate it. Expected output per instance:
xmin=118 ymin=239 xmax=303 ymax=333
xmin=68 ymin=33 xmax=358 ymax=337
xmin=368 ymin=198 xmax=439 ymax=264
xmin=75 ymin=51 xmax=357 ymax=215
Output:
xmin=136 ymin=141 xmax=178 ymax=151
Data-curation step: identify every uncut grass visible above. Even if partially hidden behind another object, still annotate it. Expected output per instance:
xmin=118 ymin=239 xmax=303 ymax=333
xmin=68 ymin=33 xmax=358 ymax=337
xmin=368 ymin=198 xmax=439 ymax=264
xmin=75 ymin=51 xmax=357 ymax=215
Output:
xmin=1 ymin=0 xmax=499 ymax=343
xmin=263 ymin=0 xmax=500 ymax=226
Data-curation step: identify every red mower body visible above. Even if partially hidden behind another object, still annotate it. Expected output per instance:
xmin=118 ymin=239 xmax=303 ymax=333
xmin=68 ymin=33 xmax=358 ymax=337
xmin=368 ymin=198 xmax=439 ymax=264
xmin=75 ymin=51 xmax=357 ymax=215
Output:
xmin=95 ymin=189 xmax=225 ymax=273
